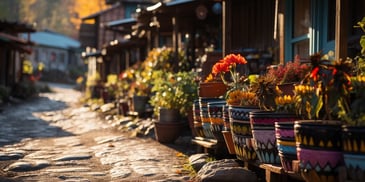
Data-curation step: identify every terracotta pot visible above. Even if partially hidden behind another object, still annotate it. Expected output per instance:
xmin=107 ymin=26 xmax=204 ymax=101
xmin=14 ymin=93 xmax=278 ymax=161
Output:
xmin=222 ymin=130 xmax=236 ymax=154
xmin=198 ymin=82 xmax=228 ymax=98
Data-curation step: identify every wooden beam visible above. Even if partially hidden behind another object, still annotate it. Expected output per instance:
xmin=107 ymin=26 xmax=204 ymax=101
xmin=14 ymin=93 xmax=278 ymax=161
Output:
xmin=335 ymin=0 xmax=348 ymax=60
xmin=222 ymin=0 xmax=232 ymax=57
xmin=277 ymin=0 xmax=285 ymax=64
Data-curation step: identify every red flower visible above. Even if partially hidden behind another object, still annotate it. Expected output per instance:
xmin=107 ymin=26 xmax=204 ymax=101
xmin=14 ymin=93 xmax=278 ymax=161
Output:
xmin=311 ymin=67 xmax=320 ymax=81
xmin=223 ymin=54 xmax=247 ymax=65
xmin=212 ymin=54 xmax=247 ymax=75
xmin=212 ymin=61 xmax=230 ymax=75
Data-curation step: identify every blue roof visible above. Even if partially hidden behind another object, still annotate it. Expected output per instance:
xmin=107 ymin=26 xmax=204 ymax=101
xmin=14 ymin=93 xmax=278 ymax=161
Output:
xmin=106 ymin=18 xmax=136 ymax=27
xmin=166 ymin=0 xmax=194 ymax=7
xmin=21 ymin=30 xmax=80 ymax=49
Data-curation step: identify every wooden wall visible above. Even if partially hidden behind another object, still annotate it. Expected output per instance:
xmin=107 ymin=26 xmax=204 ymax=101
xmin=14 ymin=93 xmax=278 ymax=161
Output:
xmin=225 ymin=0 xmax=276 ymax=54
xmin=99 ymin=5 xmax=126 ymax=49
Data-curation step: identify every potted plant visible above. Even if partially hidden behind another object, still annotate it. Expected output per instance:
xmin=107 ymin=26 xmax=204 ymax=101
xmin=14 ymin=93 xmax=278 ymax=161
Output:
xmin=266 ymin=55 xmax=310 ymax=96
xmin=273 ymin=94 xmax=299 ymax=171
xmin=293 ymin=52 xmax=353 ymax=182
xmin=337 ymin=17 xmax=365 ymax=182
xmin=339 ymin=75 xmax=365 ymax=181
xmin=199 ymin=53 xmax=248 ymax=98
xmin=125 ymin=64 xmax=151 ymax=116
xmin=204 ymin=53 xmax=253 ymax=156
xmin=149 ymin=70 xmax=198 ymax=143
xmin=150 ymin=70 xmax=198 ymax=120
xmin=249 ymin=101 xmax=299 ymax=165
xmin=226 ymin=89 xmax=261 ymax=161
xmin=124 ymin=48 xmax=189 ymax=117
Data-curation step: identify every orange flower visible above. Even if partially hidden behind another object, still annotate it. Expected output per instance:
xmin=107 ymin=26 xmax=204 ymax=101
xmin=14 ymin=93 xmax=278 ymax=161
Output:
xmin=212 ymin=54 xmax=247 ymax=75
xmin=223 ymin=54 xmax=247 ymax=65
xmin=212 ymin=61 xmax=230 ymax=75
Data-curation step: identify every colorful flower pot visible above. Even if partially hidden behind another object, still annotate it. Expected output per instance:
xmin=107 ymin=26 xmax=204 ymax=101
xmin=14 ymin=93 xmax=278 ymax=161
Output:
xmin=275 ymin=121 xmax=297 ymax=172
xmin=202 ymin=122 xmax=215 ymax=139
xmin=221 ymin=105 xmax=236 ymax=154
xmin=199 ymin=98 xmax=223 ymax=139
xmin=228 ymin=106 xmax=260 ymax=162
xmin=222 ymin=104 xmax=230 ymax=130
xmin=193 ymin=121 xmax=205 ymax=138
xmin=295 ymin=120 xmax=344 ymax=182
xmin=192 ymin=100 xmax=204 ymax=137
xmin=232 ymin=133 xmax=257 ymax=161
xmin=199 ymin=98 xmax=224 ymax=123
xmin=342 ymin=125 xmax=365 ymax=181
xmin=208 ymin=100 xmax=226 ymax=126
xmin=250 ymin=111 xmax=298 ymax=164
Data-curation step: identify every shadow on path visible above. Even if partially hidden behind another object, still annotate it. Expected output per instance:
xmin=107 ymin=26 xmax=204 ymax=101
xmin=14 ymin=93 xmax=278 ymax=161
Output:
xmin=0 ymin=95 xmax=74 ymax=147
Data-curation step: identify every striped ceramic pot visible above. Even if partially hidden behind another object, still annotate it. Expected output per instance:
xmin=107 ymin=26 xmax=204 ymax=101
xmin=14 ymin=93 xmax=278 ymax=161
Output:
xmin=295 ymin=120 xmax=344 ymax=182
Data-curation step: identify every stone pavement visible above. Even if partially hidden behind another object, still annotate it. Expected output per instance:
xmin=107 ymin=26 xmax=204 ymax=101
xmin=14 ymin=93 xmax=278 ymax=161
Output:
xmin=0 ymin=83 xmax=193 ymax=182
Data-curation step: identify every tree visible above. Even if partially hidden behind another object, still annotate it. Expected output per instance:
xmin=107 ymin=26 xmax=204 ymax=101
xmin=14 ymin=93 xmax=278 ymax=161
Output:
xmin=14 ymin=0 xmax=109 ymax=38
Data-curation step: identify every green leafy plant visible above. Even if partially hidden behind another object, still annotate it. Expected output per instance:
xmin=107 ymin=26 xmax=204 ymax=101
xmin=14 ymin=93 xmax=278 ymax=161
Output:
xmin=149 ymin=70 xmax=198 ymax=118
xmin=338 ymin=75 xmax=365 ymax=125
xmin=354 ymin=17 xmax=365 ymax=75
xmin=119 ymin=47 xmax=190 ymax=99
xmin=337 ymin=17 xmax=365 ymax=126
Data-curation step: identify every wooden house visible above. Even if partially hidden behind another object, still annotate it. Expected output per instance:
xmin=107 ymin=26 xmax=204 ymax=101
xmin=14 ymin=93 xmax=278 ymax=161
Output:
xmin=135 ymin=0 xmax=223 ymax=78
xmin=0 ymin=21 xmax=34 ymax=89
xmin=23 ymin=30 xmax=81 ymax=74
xmin=81 ymin=0 xmax=365 ymax=82
xmin=223 ymin=0 xmax=365 ymax=63
xmin=134 ymin=0 xmax=365 ymax=76
xmin=79 ymin=0 xmax=155 ymax=82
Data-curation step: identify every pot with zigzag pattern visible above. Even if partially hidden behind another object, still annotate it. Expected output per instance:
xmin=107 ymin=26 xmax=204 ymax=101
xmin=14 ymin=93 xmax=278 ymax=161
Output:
xmin=228 ymin=105 xmax=261 ymax=161
xmin=250 ymin=111 xmax=298 ymax=164
xmin=295 ymin=120 xmax=344 ymax=182
xmin=342 ymin=125 xmax=365 ymax=182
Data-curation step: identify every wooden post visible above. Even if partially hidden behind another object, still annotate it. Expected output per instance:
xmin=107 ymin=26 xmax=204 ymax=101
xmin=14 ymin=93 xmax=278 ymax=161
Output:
xmin=335 ymin=0 xmax=348 ymax=60
xmin=222 ymin=0 xmax=232 ymax=57
xmin=278 ymin=0 xmax=285 ymax=64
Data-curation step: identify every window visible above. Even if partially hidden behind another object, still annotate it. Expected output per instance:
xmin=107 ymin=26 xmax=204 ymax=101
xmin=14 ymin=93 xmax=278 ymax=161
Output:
xmin=285 ymin=0 xmax=335 ymax=61
xmin=285 ymin=0 xmax=310 ymax=60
